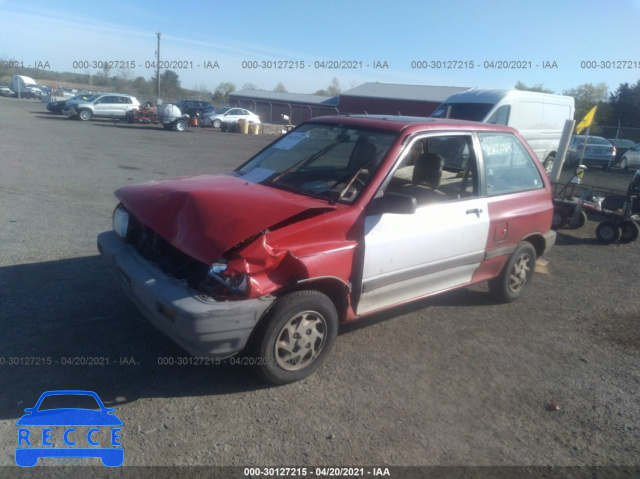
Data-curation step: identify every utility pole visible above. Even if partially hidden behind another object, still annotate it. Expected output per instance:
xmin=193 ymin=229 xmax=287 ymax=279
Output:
xmin=156 ymin=32 xmax=162 ymax=105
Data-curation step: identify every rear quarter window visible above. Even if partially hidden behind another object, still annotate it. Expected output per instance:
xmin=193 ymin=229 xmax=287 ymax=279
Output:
xmin=479 ymin=133 xmax=544 ymax=196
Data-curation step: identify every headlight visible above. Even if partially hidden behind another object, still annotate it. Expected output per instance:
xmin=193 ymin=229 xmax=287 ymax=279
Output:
xmin=201 ymin=263 xmax=248 ymax=297
xmin=112 ymin=205 xmax=129 ymax=240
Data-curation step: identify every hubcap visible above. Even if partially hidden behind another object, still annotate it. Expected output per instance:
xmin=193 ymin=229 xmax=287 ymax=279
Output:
xmin=274 ymin=311 xmax=327 ymax=371
xmin=508 ymin=254 xmax=531 ymax=293
xmin=600 ymin=225 xmax=615 ymax=241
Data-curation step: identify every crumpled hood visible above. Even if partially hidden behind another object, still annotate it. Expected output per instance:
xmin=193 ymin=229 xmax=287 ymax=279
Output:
xmin=116 ymin=174 xmax=334 ymax=265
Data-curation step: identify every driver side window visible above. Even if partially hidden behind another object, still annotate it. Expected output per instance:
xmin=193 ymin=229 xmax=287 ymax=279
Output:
xmin=385 ymin=134 xmax=478 ymax=206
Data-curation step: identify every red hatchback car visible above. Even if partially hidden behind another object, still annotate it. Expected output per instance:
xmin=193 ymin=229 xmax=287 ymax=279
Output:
xmin=98 ymin=115 xmax=556 ymax=384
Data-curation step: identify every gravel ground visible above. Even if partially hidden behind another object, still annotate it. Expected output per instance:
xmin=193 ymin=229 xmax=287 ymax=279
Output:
xmin=0 ymin=97 xmax=638 ymax=478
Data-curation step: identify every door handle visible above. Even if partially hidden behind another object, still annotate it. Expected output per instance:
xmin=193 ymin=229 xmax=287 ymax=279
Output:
xmin=466 ymin=208 xmax=483 ymax=217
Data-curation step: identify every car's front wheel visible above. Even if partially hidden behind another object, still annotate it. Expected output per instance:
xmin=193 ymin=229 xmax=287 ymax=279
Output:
xmin=213 ymin=119 xmax=222 ymax=128
xmin=78 ymin=109 xmax=92 ymax=121
xmin=489 ymin=242 xmax=537 ymax=303
xmin=252 ymin=290 xmax=338 ymax=384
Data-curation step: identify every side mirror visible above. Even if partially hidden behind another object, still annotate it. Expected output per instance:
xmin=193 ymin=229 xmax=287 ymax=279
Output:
xmin=368 ymin=192 xmax=417 ymax=215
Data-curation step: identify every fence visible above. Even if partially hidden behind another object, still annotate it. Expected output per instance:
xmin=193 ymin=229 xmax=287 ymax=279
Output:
xmin=230 ymin=98 xmax=339 ymax=126
xmin=594 ymin=126 xmax=640 ymax=143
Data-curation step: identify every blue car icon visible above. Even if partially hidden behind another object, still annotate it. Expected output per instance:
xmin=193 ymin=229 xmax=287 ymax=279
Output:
xmin=15 ymin=390 xmax=123 ymax=467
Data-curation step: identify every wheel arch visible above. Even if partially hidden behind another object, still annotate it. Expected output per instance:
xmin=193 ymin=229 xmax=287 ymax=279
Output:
xmin=277 ymin=277 xmax=351 ymax=322
xmin=522 ymin=233 xmax=547 ymax=258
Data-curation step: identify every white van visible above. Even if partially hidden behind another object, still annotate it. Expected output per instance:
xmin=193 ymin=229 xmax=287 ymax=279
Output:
xmin=11 ymin=75 xmax=43 ymax=99
xmin=431 ymin=89 xmax=575 ymax=173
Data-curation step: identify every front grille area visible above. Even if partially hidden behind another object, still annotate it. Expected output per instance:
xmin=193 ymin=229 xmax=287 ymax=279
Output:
xmin=126 ymin=213 xmax=210 ymax=289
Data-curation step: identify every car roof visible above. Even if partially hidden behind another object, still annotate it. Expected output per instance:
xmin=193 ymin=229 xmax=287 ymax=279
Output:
xmin=306 ymin=114 xmax=519 ymax=134
xmin=95 ymin=93 xmax=137 ymax=98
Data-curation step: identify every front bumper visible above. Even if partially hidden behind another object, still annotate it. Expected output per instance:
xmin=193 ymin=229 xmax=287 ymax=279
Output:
xmin=97 ymin=231 xmax=274 ymax=357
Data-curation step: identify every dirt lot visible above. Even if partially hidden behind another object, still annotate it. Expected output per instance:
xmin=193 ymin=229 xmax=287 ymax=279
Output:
xmin=0 ymin=97 xmax=638 ymax=478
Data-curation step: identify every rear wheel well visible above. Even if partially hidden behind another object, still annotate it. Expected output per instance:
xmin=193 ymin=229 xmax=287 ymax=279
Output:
xmin=523 ymin=233 xmax=546 ymax=258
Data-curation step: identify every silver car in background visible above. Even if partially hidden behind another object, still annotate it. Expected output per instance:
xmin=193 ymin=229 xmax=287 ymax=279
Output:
xmin=566 ymin=135 xmax=616 ymax=170
xmin=62 ymin=93 xmax=140 ymax=121
xmin=202 ymin=107 xmax=261 ymax=128
xmin=620 ymin=143 xmax=640 ymax=170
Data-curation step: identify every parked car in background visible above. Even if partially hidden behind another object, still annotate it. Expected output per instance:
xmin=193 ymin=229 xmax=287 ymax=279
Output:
xmin=620 ymin=143 xmax=640 ymax=170
xmin=47 ymin=93 xmax=94 ymax=114
xmin=202 ymin=107 xmax=261 ymax=128
xmin=63 ymin=93 xmax=140 ymax=121
xmin=566 ymin=135 xmax=616 ymax=170
xmin=173 ymin=99 xmax=214 ymax=117
xmin=0 ymin=86 xmax=13 ymax=97
xmin=608 ymin=139 xmax=637 ymax=164
xmin=98 ymin=115 xmax=556 ymax=384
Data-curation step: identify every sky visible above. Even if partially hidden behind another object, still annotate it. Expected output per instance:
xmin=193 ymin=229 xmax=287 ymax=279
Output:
xmin=1 ymin=0 xmax=640 ymax=97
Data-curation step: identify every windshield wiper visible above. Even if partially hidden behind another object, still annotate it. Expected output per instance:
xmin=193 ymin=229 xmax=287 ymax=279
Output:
xmin=269 ymin=134 xmax=349 ymax=185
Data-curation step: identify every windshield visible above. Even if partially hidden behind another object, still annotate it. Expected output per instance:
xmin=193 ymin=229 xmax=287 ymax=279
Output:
xmin=213 ymin=107 xmax=231 ymax=114
xmin=235 ymin=123 xmax=397 ymax=203
xmin=431 ymin=102 xmax=494 ymax=122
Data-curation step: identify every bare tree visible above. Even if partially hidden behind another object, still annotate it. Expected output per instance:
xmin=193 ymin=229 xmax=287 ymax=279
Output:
xmin=327 ymin=77 xmax=341 ymax=96
xmin=274 ymin=82 xmax=288 ymax=93
xmin=212 ymin=82 xmax=236 ymax=105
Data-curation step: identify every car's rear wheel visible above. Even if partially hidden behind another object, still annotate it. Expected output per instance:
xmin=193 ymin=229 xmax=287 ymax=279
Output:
xmin=252 ymin=290 xmax=338 ymax=384
xmin=596 ymin=221 xmax=622 ymax=244
xmin=619 ymin=220 xmax=640 ymax=243
xmin=78 ymin=109 xmax=92 ymax=121
xmin=489 ymin=242 xmax=537 ymax=303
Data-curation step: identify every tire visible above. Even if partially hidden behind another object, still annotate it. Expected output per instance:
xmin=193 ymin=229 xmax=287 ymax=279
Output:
xmin=567 ymin=210 xmax=588 ymax=229
xmin=252 ymin=290 xmax=338 ymax=384
xmin=213 ymin=119 xmax=222 ymax=128
xmin=596 ymin=221 xmax=622 ymax=244
xmin=619 ymin=220 xmax=640 ymax=243
xmin=543 ymin=155 xmax=555 ymax=175
xmin=489 ymin=242 xmax=537 ymax=303
xmin=620 ymin=157 xmax=628 ymax=170
xmin=174 ymin=120 xmax=187 ymax=132
xmin=551 ymin=209 xmax=567 ymax=230
xmin=78 ymin=109 xmax=92 ymax=121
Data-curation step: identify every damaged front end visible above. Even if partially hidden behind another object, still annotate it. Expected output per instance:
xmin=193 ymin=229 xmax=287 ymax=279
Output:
xmin=112 ymin=201 xmax=312 ymax=303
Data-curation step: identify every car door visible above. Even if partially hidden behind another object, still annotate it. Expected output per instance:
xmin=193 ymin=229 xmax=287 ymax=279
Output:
xmin=94 ymin=95 xmax=118 ymax=116
xmin=225 ymin=109 xmax=243 ymax=123
xmin=357 ymin=133 xmax=490 ymax=315
xmin=113 ymin=96 xmax=132 ymax=117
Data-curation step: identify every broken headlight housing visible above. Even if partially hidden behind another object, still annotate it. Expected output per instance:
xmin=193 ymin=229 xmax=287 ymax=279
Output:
xmin=199 ymin=262 xmax=248 ymax=298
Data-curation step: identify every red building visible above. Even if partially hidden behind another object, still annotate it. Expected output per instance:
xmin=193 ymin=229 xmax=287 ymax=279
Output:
xmin=338 ymin=83 xmax=471 ymax=116
xmin=229 ymin=83 xmax=471 ymax=126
